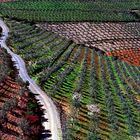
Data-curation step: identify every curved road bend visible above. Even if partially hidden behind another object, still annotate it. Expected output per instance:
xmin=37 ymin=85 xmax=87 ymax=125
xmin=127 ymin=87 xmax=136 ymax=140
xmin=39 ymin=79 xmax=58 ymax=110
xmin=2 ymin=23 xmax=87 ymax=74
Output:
xmin=0 ymin=19 xmax=62 ymax=140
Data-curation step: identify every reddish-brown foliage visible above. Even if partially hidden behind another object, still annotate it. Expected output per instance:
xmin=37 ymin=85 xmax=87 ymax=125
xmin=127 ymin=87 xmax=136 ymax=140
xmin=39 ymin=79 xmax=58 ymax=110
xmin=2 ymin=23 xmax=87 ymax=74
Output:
xmin=106 ymin=48 xmax=140 ymax=66
xmin=0 ymin=49 xmax=43 ymax=139
xmin=26 ymin=115 xmax=39 ymax=124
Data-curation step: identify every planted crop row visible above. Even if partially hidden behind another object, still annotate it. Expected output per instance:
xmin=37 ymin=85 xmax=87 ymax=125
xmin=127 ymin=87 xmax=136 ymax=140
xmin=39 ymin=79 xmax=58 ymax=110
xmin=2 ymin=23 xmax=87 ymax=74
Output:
xmin=6 ymin=19 xmax=140 ymax=140
xmin=0 ymin=1 xmax=139 ymax=22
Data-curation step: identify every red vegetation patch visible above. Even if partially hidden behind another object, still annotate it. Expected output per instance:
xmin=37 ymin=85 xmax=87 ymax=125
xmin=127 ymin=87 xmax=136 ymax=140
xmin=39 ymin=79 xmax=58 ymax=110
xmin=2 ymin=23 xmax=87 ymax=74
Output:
xmin=87 ymin=48 xmax=91 ymax=65
xmin=106 ymin=48 xmax=140 ymax=66
xmin=26 ymin=115 xmax=39 ymax=124
xmin=0 ymin=76 xmax=43 ymax=139
xmin=79 ymin=48 xmax=85 ymax=63
xmin=0 ymin=48 xmax=43 ymax=139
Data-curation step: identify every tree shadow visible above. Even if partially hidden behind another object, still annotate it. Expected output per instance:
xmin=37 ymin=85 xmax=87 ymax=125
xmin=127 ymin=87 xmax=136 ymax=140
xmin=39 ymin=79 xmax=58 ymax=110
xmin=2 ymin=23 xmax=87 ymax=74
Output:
xmin=40 ymin=129 xmax=52 ymax=139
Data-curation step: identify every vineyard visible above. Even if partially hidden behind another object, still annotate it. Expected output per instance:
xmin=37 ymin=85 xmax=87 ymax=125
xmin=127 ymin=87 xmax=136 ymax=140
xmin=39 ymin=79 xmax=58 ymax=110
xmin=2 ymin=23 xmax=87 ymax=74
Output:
xmin=39 ymin=22 xmax=140 ymax=66
xmin=0 ymin=0 xmax=140 ymax=140
xmin=0 ymin=48 xmax=43 ymax=139
xmin=0 ymin=0 xmax=140 ymax=22
xmin=5 ymin=18 xmax=140 ymax=140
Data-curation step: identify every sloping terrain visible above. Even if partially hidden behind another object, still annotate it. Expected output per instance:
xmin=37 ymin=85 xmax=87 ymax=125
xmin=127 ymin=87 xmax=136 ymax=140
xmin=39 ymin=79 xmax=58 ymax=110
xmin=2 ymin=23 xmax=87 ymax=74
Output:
xmin=0 ymin=1 xmax=140 ymax=140
xmin=0 ymin=48 xmax=43 ymax=139
xmin=39 ymin=22 xmax=140 ymax=66
xmin=5 ymin=18 xmax=140 ymax=140
xmin=0 ymin=18 xmax=62 ymax=140
xmin=0 ymin=0 xmax=140 ymax=22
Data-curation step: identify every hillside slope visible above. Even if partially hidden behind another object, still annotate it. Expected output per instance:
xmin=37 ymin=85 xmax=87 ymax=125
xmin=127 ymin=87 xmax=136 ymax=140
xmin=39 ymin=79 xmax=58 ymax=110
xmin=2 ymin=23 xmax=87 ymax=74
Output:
xmin=5 ymin=18 xmax=140 ymax=140
xmin=0 ymin=1 xmax=140 ymax=22
xmin=0 ymin=48 xmax=43 ymax=140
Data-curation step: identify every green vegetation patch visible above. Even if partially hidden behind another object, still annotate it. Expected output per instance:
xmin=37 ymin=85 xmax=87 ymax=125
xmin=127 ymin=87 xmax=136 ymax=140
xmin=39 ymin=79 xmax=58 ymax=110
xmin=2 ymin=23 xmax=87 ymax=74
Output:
xmin=5 ymin=18 xmax=140 ymax=139
xmin=0 ymin=0 xmax=140 ymax=22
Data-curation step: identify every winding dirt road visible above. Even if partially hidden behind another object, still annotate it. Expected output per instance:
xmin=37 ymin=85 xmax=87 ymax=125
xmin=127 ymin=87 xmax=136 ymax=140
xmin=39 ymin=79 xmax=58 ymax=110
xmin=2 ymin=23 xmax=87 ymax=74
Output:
xmin=0 ymin=18 xmax=62 ymax=140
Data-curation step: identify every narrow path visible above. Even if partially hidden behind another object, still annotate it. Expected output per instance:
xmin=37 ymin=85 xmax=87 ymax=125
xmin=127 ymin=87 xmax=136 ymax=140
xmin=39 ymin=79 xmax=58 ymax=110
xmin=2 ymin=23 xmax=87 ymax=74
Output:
xmin=0 ymin=18 xmax=62 ymax=140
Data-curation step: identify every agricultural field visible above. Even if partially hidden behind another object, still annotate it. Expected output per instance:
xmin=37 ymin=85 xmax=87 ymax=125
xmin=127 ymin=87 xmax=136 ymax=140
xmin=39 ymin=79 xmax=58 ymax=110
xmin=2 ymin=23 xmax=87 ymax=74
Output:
xmin=0 ymin=0 xmax=140 ymax=140
xmin=0 ymin=0 xmax=140 ymax=22
xmin=0 ymin=48 xmax=44 ymax=139
xmin=39 ymin=22 xmax=140 ymax=66
xmin=4 ymin=18 xmax=140 ymax=140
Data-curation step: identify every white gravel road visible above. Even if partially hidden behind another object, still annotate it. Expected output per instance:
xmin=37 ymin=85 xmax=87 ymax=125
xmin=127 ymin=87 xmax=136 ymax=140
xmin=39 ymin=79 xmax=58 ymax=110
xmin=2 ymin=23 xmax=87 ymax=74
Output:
xmin=0 ymin=18 xmax=62 ymax=140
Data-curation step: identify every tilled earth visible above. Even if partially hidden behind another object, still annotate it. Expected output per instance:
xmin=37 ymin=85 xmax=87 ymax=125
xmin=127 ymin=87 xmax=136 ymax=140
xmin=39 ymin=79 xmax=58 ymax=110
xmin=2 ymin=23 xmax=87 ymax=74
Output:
xmin=38 ymin=22 xmax=140 ymax=66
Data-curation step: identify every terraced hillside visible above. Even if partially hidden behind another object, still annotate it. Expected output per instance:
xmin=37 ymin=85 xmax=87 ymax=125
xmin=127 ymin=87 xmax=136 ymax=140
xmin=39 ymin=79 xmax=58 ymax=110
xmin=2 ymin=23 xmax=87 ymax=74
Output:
xmin=5 ymin=19 xmax=140 ymax=140
xmin=0 ymin=0 xmax=140 ymax=22
xmin=39 ymin=22 xmax=140 ymax=66
xmin=0 ymin=48 xmax=43 ymax=139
